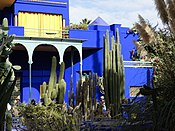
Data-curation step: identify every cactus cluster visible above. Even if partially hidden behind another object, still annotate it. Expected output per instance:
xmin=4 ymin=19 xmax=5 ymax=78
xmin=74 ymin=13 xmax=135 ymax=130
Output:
xmin=0 ymin=18 xmax=19 ymax=130
xmin=41 ymin=56 xmax=66 ymax=106
xmin=76 ymin=73 xmax=98 ymax=120
xmin=103 ymin=29 xmax=125 ymax=117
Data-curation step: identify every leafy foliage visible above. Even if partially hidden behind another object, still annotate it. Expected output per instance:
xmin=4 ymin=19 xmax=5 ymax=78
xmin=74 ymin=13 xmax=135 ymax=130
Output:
xmin=80 ymin=18 xmax=91 ymax=25
xmin=132 ymin=0 xmax=175 ymax=130
xmin=19 ymin=103 xmax=81 ymax=131
xmin=64 ymin=18 xmax=91 ymax=30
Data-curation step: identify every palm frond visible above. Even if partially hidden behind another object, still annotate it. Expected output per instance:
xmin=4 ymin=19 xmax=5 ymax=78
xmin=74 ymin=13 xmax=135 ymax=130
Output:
xmin=167 ymin=0 xmax=175 ymax=20
xmin=144 ymin=25 xmax=157 ymax=43
xmin=172 ymin=0 xmax=175 ymax=6
xmin=135 ymin=23 xmax=150 ymax=43
xmin=80 ymin=18 xmax=91 ymax=25
xmin=166 ymin=0 xmax=175 ymax=32
xmin=154 ymin=0 xmax=169 ymax=24
xmin=133 ymin=40 xmax=143 ymax=54
xmin=138 ymin=14 xmax=147 ymax=28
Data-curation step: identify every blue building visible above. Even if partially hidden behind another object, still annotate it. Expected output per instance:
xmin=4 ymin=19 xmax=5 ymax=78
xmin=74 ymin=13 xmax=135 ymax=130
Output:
xmin=0 ymin=0 xmax=153 ymax=103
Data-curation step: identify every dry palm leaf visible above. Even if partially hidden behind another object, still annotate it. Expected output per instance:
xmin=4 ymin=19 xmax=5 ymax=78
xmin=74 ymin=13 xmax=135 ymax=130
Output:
xmin=154 ymin=0 xmax=169 ymax=24
xmin=144 ymin=25 xmax=157 ymax=43
xmin=138 ymin=14 xmax=147 ymax=28
xmin=166 ymin=0 xmax=175 ymax=32
xmin=135 ymin=23 xmax=150 ymax=43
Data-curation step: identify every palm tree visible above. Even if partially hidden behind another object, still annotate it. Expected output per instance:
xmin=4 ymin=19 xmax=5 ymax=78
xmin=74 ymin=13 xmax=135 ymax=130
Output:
xmin=80 ymin=18 xmax=91 ymax=25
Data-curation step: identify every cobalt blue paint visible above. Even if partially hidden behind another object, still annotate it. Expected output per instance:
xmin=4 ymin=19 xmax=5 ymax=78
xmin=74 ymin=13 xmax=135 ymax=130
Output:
xmin=0 ymin=0 xmax=153 ymax=103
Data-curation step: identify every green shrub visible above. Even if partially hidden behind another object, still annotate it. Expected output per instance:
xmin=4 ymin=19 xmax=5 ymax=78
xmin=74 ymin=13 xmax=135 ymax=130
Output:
xmin=19 ymin=103 xmax=80 ymax=131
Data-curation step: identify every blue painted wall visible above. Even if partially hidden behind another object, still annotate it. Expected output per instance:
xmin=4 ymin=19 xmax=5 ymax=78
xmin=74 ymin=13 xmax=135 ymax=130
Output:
xmin=0 ymin=7 xmax=14 ymax=26
xmin=9 ymin=45 xmax=83 ymax=103
xmin=69 ymin=30 xmax=98 ymax=48
xmin=8 ymin=24 xmax=153 ymax=103
xmin=0 ymin=0 xmax=69 ymax=26
xmin=14 ymin=0 xmax=69 ymax=26
xmin=9 ymin=26 xmax=24 ymax=36
xmin=69 ymin=24 xmax=153 ymax=100
xmin=1 ymin=0 xmax=154 ymax=103
xmin=124 ymin=68 xmax=153 ymax=98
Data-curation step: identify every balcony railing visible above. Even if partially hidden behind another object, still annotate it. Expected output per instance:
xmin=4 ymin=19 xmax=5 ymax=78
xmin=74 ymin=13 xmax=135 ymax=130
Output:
xmin=23 ymin=28 xmax=69 ymax=38
xmin=124 ymin=61 xmax=153 ymax=68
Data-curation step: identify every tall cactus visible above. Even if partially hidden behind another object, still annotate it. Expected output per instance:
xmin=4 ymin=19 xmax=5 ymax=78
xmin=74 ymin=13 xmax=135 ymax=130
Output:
xmin=48 ymin=56 xmax=57 ymax=99
xmin=76 ymin=73 xmax=98 ymax=120
xmin=57 ymin=79 xmax=66 ymax=104
xmin=103 ymin=29 xmax=125 ymax=117
xmin=41 ymin=56 xmax=66 ymax=106
xmin=57 ymin=62 xmax=66 ymax=104
xmin=103 ymin=31 xmax=110 ymax=109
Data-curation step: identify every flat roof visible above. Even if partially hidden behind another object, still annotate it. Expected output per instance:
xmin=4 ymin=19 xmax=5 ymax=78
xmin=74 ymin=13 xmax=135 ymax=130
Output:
xmin=14 ymin=36 xmax=86 ymax=43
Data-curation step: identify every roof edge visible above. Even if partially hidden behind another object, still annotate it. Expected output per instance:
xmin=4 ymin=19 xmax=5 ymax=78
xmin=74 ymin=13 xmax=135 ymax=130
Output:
xmin=14 ymin=36 xmax=86 ymax=43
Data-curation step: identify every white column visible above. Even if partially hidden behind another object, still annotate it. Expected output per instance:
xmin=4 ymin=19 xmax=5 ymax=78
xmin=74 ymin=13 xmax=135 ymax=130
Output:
xmin=71 ymin=48 xmax=74 ymax=77
xmin=25 ymin=44 xmax=35 ymax=102
xmin=28 ymin=60 xmax=33 ymax=101
xmin=71 ymin=48 xmax=74 ymax=90
xmin=76 ymin=45 xmax=82 ymax=79
xmin=57 ymin=44 xmax=67 ymax=64
xmin=63 ymin=19 xmax=66 ymax=28
xmin=80 ymin=58 xmax=82 ymax=78
xmin=14 ymin=15 xmax=18 ymax=26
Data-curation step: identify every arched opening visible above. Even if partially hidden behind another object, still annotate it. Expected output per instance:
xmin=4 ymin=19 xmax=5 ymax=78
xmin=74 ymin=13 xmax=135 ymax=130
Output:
xmin=32 ymin=44 xmax=60 ymax=102
xmin=63 ymin=46 xmax=80 ymax=68
xmin=10 ymin=44 xmax=28 ymax=69
xmin=9 ymin=44 xmax=28 ymax=103
xmin=63 ymin=46 xmax=80 ymax=104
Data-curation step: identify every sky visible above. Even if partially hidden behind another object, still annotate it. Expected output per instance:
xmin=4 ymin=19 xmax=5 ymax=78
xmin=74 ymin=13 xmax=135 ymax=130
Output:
xmin=69 ymin=0 xmax=163 ymax=28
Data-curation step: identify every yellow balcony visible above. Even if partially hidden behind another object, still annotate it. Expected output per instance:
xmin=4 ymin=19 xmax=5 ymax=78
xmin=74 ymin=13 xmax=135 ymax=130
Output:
xmin=18 ymin=12 xmax=66 ymax=38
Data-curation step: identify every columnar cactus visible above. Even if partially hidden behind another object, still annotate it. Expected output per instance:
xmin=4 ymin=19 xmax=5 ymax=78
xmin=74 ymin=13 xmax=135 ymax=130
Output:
xmin=76 ymin=73 xmax=98 ymax=120
xmin=41 ymin=56 xmax=66 ymax=106
xmin=103 ymin=29 xmax=125 ymax=117
xmin=103 ymin=31 xmax=110 ymax=109
xmin=57 ymin=79 xmax=66 ymax=104
xmin=48 ymin=56 xmax=57 ymax=99
xmin=57 ymin=62 xmax=66 ymax=104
